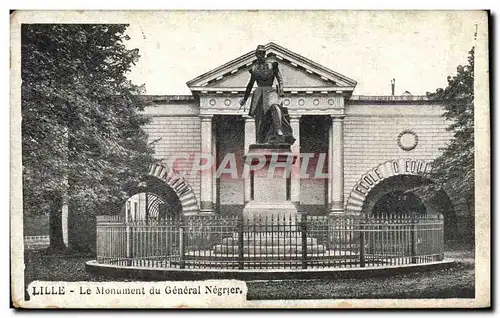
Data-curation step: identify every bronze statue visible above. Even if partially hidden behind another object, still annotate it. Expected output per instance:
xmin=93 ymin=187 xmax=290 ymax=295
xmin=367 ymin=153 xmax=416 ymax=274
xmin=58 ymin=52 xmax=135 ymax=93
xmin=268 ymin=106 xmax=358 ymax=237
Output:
xmin=239 ymin=45 xmax=295 ymax=145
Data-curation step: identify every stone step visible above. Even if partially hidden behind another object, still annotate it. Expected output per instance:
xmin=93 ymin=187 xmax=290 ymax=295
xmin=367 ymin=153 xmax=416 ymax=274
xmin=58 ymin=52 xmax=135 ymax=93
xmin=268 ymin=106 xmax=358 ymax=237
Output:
xmin=174 ymin=258 xmax=362 ymax=268
xmin=222 ymin=236 xmax=318 ymax=245
xmin=231 ymin=232 xmax=304 ymax=239
xmin=213 ymin=244 xmax=327 ymax=254
xmin=185 ymin=249 xmax=359 ymax=260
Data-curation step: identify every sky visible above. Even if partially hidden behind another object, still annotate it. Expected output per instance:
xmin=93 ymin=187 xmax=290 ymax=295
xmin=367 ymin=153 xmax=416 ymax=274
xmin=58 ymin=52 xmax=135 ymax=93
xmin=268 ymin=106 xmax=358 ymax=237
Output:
xmin=122 ymin=10 xmax=483 ymax=96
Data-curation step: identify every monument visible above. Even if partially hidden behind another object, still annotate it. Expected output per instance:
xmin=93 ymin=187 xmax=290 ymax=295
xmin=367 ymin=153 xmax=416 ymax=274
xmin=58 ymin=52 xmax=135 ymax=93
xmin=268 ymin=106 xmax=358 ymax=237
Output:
xmin=239 ymin=45 xmax=298 ymax=223
xmin=86 ymin=42 xmax=447 ymax=275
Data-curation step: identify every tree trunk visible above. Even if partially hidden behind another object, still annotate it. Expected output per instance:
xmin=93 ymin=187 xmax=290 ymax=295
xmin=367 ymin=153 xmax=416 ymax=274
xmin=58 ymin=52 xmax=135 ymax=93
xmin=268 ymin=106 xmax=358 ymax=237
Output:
xmin=48 ymin=193 xmax=66 ymax=252
xmin=466 ymin=194 xmax=475 ymax=244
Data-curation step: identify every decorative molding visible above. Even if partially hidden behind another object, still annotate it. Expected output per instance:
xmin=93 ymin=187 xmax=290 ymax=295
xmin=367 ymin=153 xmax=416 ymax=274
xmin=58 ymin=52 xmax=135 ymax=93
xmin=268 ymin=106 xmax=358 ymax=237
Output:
xmin=186 ymin=42 xmax=357 ymax=89
xmin=189 ymin=86 xmax=355 ymax=93
xmin=199 ymin=114 xmax=214 ymax=120
xmin=349 ymin=95 xmax=431 ymax=102
xmin=331 ymin=115 xmax=346 ymax=120
xmin=397 ymin=130 xmax=419 ymax=151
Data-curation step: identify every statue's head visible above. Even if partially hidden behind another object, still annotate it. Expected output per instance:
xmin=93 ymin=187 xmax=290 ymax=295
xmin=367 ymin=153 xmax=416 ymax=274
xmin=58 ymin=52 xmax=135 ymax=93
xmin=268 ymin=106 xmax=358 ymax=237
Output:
xmin=255 ymin=45 xmax=266 ymax=62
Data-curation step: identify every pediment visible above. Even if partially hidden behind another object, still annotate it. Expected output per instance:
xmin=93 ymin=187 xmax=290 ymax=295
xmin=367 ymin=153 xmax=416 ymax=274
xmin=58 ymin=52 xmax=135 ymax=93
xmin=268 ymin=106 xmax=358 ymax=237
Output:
xmin=187 ymin=42 xmax=357 ymax=93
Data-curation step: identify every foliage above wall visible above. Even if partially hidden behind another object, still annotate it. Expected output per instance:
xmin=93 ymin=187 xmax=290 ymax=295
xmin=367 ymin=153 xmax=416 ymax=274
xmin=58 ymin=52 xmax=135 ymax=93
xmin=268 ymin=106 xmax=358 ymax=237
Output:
xmin=425 ymin=47 xmax=475 ymax=209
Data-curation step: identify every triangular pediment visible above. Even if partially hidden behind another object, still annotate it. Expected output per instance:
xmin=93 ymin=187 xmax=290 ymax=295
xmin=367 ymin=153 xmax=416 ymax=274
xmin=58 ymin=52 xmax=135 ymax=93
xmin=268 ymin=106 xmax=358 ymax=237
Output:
xmin=187 ymin=42 xmax=357 ymax=93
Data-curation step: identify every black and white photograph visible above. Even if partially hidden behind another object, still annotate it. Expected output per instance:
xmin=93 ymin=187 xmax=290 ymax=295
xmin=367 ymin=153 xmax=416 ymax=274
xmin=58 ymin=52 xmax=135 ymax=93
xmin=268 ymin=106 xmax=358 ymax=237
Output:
xmin=10 ymin=10 xmax=490 ymax=308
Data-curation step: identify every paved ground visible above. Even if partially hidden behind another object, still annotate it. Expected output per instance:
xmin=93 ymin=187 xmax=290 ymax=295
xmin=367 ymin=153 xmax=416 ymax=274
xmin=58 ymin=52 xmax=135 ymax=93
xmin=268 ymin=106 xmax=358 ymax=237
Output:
xmin=22 ymin=243 xmax=474 ymax=301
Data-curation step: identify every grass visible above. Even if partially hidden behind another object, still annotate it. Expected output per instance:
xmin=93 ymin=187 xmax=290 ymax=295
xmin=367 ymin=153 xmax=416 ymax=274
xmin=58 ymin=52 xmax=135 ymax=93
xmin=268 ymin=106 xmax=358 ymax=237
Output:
xmin=22 ymin=244 xmax=475 ymax=301
xmin=246 ymin=265 xmax=474 ymax=299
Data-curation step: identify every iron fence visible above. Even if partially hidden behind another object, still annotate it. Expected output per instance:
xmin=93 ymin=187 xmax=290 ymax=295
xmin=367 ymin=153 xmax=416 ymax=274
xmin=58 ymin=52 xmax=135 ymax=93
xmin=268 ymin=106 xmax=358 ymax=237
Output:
xmin=96 ymin=213 xmax=444 ymax=269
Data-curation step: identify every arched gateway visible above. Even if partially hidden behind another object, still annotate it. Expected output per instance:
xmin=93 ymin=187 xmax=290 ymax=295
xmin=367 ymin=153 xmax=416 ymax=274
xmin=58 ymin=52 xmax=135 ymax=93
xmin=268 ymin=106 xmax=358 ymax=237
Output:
xmin=345 ymin=158 xmax=460 ymax=240
xmin=346 ymin=158 xmax=436 ymax=213
xmin=145 ymin=162 xmax=199 ymax=214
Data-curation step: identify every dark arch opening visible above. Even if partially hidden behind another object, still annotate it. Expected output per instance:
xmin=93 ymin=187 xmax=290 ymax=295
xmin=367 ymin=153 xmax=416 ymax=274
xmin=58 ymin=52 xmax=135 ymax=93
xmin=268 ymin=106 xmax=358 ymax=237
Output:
xmin=362 ymin=174 xmax=458 ymax=242
xmin=372 ymin=190 xmax=426 ymax=218
xmin=124 ymin=175 xmax=182 ymax=220
xmin=362 ymin=175 xmax=431 ymax=214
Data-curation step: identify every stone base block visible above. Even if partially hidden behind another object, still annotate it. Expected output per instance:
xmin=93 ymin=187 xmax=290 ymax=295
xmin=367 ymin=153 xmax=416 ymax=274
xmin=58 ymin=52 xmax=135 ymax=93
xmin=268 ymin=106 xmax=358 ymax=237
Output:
xmin=242 ymin=201 xmax=298 ymax=223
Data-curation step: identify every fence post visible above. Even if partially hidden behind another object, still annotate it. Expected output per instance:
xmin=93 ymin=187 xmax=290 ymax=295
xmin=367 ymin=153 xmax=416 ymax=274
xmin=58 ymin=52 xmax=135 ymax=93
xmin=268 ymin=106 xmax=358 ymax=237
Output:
xmin=179 ymin=224 xmax=186 ymax=269
xmin=359 ymin=216 xmax=365 ymax=268
xmin=301 ymin=214 xmax=307 ymax=269
xmin=438 ymin=214 xmax=445 ymax=261
xmin=125 ymin=217 xmax=132 ymax=267
xmin=238 ymin=215 xmax=244 ymax=269
xmin=410 ymin=215 xmax=418 ymax=264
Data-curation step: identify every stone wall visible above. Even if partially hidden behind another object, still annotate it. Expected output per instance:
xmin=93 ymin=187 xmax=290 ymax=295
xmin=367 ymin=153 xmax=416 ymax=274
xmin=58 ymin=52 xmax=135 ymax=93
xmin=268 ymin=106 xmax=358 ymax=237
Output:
xmin=343 ymin=102 xmax=473 ymax=241
xmin=343 ymin=103 xmax=454 ymax=204
xmin=143 ymin=101 xmax=202 ymax=207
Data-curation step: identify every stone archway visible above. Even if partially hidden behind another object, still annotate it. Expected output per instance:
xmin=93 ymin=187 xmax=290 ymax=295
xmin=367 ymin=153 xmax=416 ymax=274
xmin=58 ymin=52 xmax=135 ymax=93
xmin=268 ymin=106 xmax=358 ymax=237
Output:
xmin=360 ymin=174 xmax=432 ymax=215
xmin=345 ymin=159 xmax=460 ymax=241
xmin=345 ymin=158 xmax=435 ymax=214
xmin=145 ymin=162 xmax=199 ymax=214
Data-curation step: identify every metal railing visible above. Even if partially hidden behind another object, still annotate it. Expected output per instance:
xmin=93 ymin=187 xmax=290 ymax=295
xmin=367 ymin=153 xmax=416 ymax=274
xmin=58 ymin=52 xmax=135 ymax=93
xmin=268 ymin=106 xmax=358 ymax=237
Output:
xmin=96 ymin=214 xmax=444 ymax=269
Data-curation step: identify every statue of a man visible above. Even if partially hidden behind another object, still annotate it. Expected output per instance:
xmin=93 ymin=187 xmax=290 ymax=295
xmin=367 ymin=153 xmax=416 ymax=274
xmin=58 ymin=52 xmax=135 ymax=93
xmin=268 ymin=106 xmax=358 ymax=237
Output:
xmin=239 ymin=45 xmax=295 ymax=145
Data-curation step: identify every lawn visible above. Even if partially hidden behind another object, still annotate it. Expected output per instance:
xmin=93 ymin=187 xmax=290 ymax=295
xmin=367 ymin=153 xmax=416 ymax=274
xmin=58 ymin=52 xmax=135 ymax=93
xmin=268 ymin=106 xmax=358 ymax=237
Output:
xmin=22 ymin=244 xmax=475 ymax=301
xmin=246 ymin=265 xmax=474 ymax=299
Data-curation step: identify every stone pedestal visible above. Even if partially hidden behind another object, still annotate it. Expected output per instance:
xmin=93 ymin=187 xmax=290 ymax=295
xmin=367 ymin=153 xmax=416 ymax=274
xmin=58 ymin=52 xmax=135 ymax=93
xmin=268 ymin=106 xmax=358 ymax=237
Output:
xmin=242 ymin=144 xmax=298 ymax=223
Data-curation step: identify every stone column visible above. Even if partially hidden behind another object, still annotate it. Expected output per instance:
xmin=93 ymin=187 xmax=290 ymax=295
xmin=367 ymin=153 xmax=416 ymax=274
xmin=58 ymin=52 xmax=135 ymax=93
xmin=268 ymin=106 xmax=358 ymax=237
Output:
xmin=330 ymin=115 xmax=345 ymax=213
xmin=200 ymin=115 xmax=214 ymax=213
xmin=243 ymin=116 xmax=256 ymax=203
xmin=289 ymin=115 xmax=301 ymax=210
xmin=211 ymin=120 xmax=217 ymax=209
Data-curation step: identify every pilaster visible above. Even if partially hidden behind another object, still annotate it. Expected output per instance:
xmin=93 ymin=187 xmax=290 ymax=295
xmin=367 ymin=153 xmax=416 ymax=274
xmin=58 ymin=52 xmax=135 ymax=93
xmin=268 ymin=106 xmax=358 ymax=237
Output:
xmin=200 ymin=115 xmax=214 ymax=213
xmin=330 ymin=115 xmax=345 ymax=214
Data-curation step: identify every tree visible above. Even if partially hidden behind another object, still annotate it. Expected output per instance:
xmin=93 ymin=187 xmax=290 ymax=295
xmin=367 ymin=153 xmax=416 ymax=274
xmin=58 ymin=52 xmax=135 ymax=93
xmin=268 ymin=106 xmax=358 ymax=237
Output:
xmin=425 ymin=47 xmax=475 ymax=211
xmin=21 ymin=24 xmax=156 ymax=251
